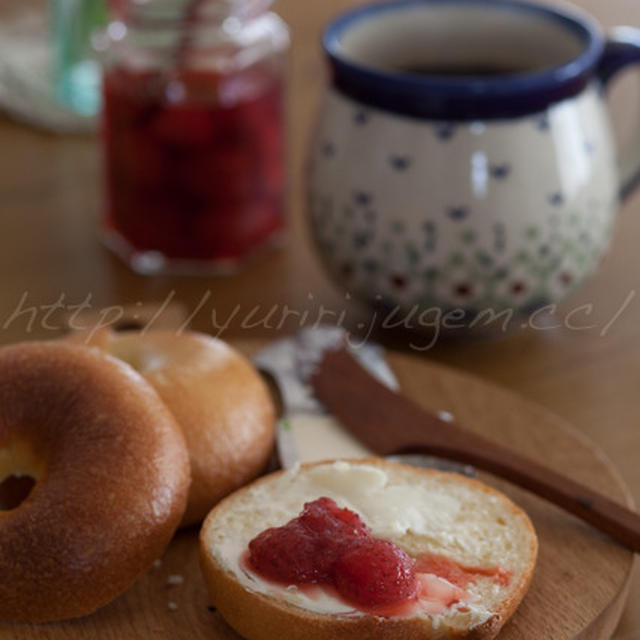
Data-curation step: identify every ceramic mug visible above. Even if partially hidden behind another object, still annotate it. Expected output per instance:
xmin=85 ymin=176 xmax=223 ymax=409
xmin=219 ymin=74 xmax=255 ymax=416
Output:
xmin=308 ymin=0 xmax=640 ymax=317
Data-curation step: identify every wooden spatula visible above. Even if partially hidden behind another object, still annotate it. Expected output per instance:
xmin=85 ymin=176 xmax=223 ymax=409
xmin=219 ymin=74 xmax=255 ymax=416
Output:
xmin=310 ymin=347 xmax=640 ymax=553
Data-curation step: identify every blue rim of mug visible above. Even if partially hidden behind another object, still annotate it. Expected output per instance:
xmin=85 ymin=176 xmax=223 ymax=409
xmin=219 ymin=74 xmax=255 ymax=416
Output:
xmin=323 ymin=0 xmax=605 ymax=120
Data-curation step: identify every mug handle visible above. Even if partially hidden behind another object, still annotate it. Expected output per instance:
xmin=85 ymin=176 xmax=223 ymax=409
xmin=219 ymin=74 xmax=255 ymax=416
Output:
xmin=597 ymin=27 xmax=640 ymax=199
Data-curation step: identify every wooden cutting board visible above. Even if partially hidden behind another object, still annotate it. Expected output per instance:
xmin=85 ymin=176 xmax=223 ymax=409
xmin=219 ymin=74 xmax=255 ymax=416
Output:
xmin=1 ymin=341 xmax=634 ymax=640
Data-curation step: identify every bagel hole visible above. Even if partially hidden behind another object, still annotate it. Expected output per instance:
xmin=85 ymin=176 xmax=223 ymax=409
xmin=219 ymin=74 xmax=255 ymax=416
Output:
xmin=114 ymin=319 xmax=145 ymax=332
xmin=0 ymin=474 xmax=36 ymax=510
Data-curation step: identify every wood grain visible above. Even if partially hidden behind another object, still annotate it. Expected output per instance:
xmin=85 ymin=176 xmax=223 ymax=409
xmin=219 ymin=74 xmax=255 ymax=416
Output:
xmin=0 ymin=342 xmax=633 ymax=640
xmin=0 ymin=0 xmax=638 ymax=636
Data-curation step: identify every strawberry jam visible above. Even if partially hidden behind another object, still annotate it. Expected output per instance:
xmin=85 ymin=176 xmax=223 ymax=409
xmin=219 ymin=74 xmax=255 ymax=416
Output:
xmin=248 ymin=497 xmax=371 ymax=585
xmin=415 ymin=553 xmax=512 ymax=588
xmin=102 ymin=63 xmax=285 ymax=270
xmin=248 ymin=497 xmax=417 ymax=610
xmin=247 ymin=497 xmax=513 ymax=617
xmin=332 ymin=538 xmax=417 ymax=608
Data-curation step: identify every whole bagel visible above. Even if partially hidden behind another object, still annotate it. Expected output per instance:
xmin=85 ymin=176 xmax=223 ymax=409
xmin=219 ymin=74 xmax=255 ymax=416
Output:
xmin=0 ymin=342 xmax=190 ymax=622
xmin=66 ymin=330 xmax=275 ymax=526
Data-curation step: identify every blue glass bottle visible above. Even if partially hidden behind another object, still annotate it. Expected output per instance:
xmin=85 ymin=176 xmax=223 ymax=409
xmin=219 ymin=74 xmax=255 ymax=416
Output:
xmin=52 ymin=0 xmax=107 ymax=116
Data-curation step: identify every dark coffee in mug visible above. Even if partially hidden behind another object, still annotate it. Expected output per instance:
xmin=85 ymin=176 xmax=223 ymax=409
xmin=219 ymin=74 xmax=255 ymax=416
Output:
xmin=399 ymin=63 xmax=537 ymax=76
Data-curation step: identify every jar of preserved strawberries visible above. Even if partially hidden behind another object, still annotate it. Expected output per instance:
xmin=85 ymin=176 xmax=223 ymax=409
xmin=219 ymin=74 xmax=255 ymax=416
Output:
xmin=98 ymin=0 xmax=289 ymax=274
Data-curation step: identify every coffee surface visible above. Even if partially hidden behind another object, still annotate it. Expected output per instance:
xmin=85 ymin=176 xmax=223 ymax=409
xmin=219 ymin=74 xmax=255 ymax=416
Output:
xmin=399 ymin=63 xmax=536 ymax=77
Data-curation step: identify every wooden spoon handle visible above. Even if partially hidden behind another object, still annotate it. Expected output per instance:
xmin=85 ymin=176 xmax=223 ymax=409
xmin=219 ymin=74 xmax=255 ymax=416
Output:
xmin=311 ymin=347 xmax=640 ymax=553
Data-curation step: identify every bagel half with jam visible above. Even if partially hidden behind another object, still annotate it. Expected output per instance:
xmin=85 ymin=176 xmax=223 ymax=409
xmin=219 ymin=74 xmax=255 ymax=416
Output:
xmin=199 ymin=458 xmax=538 ymax=640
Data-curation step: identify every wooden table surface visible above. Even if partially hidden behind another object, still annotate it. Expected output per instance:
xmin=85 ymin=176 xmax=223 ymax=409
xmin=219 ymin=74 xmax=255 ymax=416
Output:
xmin=0 ymin=0 xmax=639 ymax=637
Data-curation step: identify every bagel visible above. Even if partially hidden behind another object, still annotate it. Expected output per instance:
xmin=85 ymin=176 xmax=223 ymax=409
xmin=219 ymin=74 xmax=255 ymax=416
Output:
xmin=65 ymin=329 xmax=275 ymax=526
xmin=200 ymin=458 xmax=538 ymax=640
xmin=0 ymin=341 xmax=190 ymax=622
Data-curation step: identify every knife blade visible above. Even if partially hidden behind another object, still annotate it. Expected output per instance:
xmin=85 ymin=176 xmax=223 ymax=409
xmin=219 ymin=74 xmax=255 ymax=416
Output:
xmin=253 ymin=327 xmax=474 ymax=477
xmin=253 ymin=327 xmax=398 ymax=468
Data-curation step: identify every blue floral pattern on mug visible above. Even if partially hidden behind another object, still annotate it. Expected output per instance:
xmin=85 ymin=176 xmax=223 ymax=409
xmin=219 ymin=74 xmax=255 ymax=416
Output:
xmin=308 ymin=88 xmax=618 ymax=314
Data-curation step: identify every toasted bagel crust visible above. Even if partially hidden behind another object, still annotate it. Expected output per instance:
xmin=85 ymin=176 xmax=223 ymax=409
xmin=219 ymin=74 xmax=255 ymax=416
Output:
xmin=0 ymin=342 xmax=190 ymax=622
xmin=66 ymin=329 xmax=275 ymax=526
xmin=199 ymin=458 xmax=538 ymax=640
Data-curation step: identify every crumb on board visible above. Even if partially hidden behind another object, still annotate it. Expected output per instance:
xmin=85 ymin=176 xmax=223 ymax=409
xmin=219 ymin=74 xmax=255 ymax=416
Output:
xmin=167 ymin=574 xmax=184 ymax=587
xmin=437 ymin=410 xmax=455 ymax=423
xmin=168 ymin=602 xmax=178 ymax=612
xmin=152 ymin=558 xmax=162 ymax=570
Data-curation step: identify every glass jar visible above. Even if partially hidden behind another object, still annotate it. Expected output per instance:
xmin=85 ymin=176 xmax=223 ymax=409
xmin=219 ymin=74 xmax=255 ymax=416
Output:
xmin=98 ymin=0 xmax=289 ymax=274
